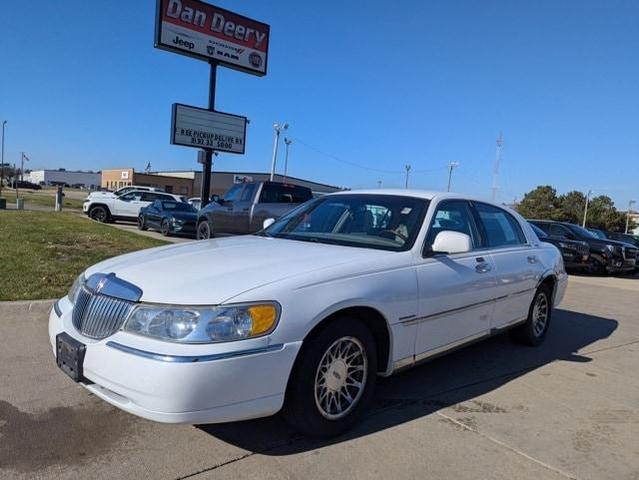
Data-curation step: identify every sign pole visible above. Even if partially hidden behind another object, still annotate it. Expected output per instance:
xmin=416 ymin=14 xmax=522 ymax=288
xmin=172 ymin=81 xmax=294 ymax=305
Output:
xmin=200 ymin=62 xmax=217 ymax=207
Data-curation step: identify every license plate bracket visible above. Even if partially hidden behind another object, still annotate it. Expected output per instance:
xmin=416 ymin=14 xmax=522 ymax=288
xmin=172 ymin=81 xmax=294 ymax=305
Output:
xmin=56 ymin=332 xmax=86 ymax=382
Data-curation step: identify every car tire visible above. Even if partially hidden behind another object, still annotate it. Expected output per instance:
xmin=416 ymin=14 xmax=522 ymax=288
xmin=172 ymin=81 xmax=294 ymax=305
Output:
xmin=89 ymin=205 xmax=109 ymax=223
xmin=283 ymin=317 xmax=377 ymax=437
xmin=196 ymin=220 xmax=212 ymax=240
xmin=137 ymin=215 xmax=147 ymax=231
xmin=160 ymin=219 xmax=171 ymax=236
xmin=511 ymin=284 xmax=552 ymax=347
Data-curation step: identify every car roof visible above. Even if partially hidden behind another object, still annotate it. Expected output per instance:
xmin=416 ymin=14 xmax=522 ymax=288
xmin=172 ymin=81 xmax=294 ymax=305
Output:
xmin=328 ymin=189 xmax=512 ymax=208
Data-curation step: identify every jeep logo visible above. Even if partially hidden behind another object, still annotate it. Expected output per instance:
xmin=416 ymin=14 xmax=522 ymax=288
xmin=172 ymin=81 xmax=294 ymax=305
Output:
xmin=173 ymin=36 xmax=195 ymax=50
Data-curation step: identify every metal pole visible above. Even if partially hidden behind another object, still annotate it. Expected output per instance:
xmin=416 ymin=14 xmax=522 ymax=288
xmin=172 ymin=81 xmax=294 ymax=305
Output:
xmin=283 ymin=138 xmax=292 ymax=182
xmin=0 ymin=121 xmax=6 ymax=197
xmin=626 ymin=200 xmax=636 ymax=234
xmin=582 ymin=189 xmax=592 ymax=228
xmin=447 ymin=161 xmax=459 ymax=192
xmin=405 ymin=164 xmax=411 ymax=189
xmin=269 ymin=123 xmax=287 ymax=181
xmin=20 ymin=152 xmax=24 ymax=181
xmin=199 ymin=62 xmax=217 ymax=207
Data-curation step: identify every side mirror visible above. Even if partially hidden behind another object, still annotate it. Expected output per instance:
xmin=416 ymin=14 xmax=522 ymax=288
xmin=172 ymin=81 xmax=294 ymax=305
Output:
xmin=263 ymin=218 xmax=275 ymax=229
xmin=431 ymin=231 xmax=472 ymax=254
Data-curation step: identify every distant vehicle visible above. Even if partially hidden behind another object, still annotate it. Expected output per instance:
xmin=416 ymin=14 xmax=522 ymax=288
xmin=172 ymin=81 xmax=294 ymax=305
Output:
xmin=196 ymin=181 xmax=313 ymax=239
xmin=529 ymin=223 xmax=589 ymax=271
xmin=86 ymin=185 xmax=165 ymax=202
xmin=187 ymin=197 xmax=201 ymax=211
xmin=10 ymin=180 xmax=42 ymax=190
xmin=138 ymin=200 xmax=198 ymax=236
xmin=604 ymin=231 xmax=639 ymax=249
xmin=531 ymin=220 xmax=637 ymax=275
xmin=83 ymin=190 xmax=184 ymax=223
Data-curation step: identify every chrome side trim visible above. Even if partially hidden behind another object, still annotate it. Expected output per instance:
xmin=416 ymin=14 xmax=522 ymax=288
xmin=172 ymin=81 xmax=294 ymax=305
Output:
xmin=402 ymin=287 xmax=536 ymax=327
xmin=53 ymin=300 xmax=63 ymax=317
xmin=106 ymin=341 xmax=285 ymax=363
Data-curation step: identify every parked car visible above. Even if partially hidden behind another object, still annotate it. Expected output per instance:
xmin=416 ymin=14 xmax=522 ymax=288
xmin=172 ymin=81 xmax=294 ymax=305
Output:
xmin=605 ymin=231 xmax=639 ymax=249
xmin=138 ymin=200 xmax=198 ymax=236
xmin=196 ymin=181 xmax=313 ymax=239
xmin=531 ymin=220 xmax=637 ymax=275
xmin=529 ymin=223 xmax=590 ymax=271
xmin=10 ymin=180 xmax=42 ymax=190
xmin=51 ymin=191 xmax=567 ymax=437
xmin=83 ymin=190 xmax=184 ymax=223
xmin=187 ymin=197 xmax=201 ymax=211
xmin=86 ymin=185 xmax=165 ymax=202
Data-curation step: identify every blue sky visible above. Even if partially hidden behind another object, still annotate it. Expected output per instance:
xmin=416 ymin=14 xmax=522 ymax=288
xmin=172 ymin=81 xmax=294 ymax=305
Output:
xmin=1 ymin=0 xmax=637 ymax=206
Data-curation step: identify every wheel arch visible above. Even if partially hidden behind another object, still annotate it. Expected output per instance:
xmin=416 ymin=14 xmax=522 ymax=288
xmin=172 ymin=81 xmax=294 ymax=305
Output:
xmin=301 ymin=304 xmax=393 ymax=376
xmin=88 ymin=203 xmax=111 ymax=216
xmin=537 ymin=271 xmax=557 ymax=304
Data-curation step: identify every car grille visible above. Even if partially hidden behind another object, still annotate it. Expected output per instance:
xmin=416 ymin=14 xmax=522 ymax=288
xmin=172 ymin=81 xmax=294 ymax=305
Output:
xmin=576 ymin=243 xmax=589 ymax=255
xmin=72 ymin=287 xmax=135 ymax=339
xmin=624 ymin=247 xmax=637 ymax=261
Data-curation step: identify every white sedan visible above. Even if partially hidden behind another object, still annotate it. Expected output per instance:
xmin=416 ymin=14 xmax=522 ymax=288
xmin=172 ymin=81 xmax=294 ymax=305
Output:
xmin=50 ymin=190 xmax=567 ymax=436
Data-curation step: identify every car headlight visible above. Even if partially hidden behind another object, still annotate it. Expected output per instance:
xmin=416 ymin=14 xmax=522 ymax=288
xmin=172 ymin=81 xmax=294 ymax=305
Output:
xmin=67 ymin=274 xmax=85 ymax=304
xmin=123 ymin=302 xmax=280 ymax=343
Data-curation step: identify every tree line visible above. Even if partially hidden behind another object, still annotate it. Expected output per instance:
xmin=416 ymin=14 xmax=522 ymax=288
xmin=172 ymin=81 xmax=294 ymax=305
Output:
xmin=515 ymin=185 xmax=635 ymax=232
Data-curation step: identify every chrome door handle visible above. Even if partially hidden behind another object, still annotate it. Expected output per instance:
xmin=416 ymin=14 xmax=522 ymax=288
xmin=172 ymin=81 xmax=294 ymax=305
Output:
xmin=475 ymin=263 xmax=492 ymax=273
xmin=527 ymin=255 xmax=537 ymax=264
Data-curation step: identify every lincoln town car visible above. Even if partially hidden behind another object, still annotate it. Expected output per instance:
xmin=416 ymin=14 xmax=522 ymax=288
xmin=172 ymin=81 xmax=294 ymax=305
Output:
xmin=50 ymin=190 xmax=567 ymax=437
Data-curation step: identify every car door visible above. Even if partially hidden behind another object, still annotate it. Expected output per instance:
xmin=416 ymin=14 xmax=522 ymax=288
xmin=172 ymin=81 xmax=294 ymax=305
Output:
xmin=413 ymin=200 xmax=497 ymax=360
xmin=229 ymin=183 xmax=257 ymax=233
xmin=212 ymin=184 xmax=245 ymax=233
xmin=114 ymin=191 xmax=144 ymax=217
xmin=472 ymin=202 xmax=542 ymax=329
xmin=145 ymin=200 xmax=162 ymax=227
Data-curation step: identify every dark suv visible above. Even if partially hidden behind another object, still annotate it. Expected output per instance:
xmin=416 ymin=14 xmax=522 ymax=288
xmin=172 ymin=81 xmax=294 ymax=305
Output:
xmin=529 ymin=223 xmax=590 ymax=271
xmin=530 ymin=220 xmax=637 ymax=275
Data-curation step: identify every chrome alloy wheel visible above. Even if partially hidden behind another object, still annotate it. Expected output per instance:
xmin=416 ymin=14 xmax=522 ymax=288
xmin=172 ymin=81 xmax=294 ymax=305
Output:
xmin=314 ymin=336 xmax=368 ymax=420
xmin=532 ymin=292 xmax=549 ymax=337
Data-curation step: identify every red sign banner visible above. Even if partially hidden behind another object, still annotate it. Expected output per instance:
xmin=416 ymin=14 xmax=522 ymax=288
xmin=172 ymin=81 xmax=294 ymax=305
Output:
xmin=155 ymin=0 xmax=269 ymax=76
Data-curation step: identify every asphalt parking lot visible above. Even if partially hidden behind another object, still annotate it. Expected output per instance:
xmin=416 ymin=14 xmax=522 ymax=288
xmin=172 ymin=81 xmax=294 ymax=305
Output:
xmin=1 ymin=275 xmax=638 ymax=480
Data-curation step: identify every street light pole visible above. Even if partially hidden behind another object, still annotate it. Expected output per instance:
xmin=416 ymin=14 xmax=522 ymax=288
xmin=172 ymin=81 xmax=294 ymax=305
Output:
xmin=283 ymin=137 xmax=292 ymax=182
xmin=405 ymin=164 xmax=411 ymax=189
xmin=269 ymin=122 xmax=288 ymax=181
xmin=0 ymin=121 xmax=6 ymax=196
xmin=582 ymin=189 xmax=592 ymax=228
xmin=626 ymin=200 xmax=636 ymax=234
xmin=446 ymin=161 xmax=459 ymax=192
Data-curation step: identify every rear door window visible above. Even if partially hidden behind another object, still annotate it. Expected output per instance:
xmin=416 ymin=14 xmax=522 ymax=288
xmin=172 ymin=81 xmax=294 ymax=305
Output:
xmin=259 ymin=184 xmax=312 ymax=203
xmin=474 ymin=203 xmax=527 ymax=248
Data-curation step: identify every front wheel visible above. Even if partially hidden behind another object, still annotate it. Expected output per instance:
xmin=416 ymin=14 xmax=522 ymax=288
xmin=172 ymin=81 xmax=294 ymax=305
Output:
xmin=196 ymin=220 xmax=212 ymax=240
xmin=160 ymin=219 xmax=171 ymax=236
xmin=137 ymin=215 xmax=147 ymax=231
xmin=511 ymin=284 xmax=552 ymax=346
xmin=283 ymin=317 xmax=377 ymax=437
xmin=89 ymin=206 xmax=109 ymax=223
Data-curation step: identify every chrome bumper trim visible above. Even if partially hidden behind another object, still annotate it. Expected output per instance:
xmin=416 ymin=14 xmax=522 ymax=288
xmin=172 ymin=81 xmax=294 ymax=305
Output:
xmin=106 ymin=341 xmax=285 ymax=363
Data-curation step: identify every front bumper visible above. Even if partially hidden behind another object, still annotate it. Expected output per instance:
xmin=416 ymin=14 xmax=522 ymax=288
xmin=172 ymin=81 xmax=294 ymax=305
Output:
xmin=49 ymin=298 xmax=301 ymax=424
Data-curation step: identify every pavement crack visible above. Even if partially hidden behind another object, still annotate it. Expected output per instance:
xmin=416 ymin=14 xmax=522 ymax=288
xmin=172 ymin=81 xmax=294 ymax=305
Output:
xmin=436 ymin=411 xmax=578 ymax=479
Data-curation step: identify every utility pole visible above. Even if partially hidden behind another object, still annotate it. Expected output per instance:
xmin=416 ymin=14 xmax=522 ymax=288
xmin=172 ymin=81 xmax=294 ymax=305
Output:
xmin=447 ymin=161 xmax=459 ymax=192
xmin=283 ymin=137 xmax=292 ymax=182
xmin=377 ymin=180 xmax=382 ymax=189
xmin=269 ymin=122 xmax=288 ymax=181
xmin=404 ymin=164 xmax=412 ymax=189
xmin=21 ymin=152 xmax=29 ymax=181
xmin=626 ymin=200 xmax=636 ymax=234
xmin=582 ymin=189 xmax=592 ymax=227
xmin=0 ymin=120 xmax=6 ymax=197
xmin=491 ymin=132 xmax=503 ymax=201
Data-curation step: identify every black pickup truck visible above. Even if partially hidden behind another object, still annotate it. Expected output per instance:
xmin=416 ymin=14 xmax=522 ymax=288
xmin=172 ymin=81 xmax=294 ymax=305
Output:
xmin=530 ymin=220 xmax=638 ymax=275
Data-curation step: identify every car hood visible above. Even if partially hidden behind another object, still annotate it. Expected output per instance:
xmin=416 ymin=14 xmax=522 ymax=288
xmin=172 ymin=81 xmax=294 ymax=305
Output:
xmin=85 ymin=235 xmax=391 ymax=304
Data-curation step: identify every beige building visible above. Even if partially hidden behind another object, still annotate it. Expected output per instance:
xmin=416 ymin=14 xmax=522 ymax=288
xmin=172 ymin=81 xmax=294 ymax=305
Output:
xmin=101 ymin=168 xmax=343 ymax=199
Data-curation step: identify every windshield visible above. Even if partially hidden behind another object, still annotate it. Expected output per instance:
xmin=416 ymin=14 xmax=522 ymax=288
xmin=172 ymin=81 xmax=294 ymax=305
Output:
xmin=259 ymin=194 xmax=429 ymax=251
xmin=568 ymin=224 xmax=597 ymax=239
xmin=161 ymin=201 xmax=196 ymax=212
xmin=588 ymin=228 xmax=607 ymax=239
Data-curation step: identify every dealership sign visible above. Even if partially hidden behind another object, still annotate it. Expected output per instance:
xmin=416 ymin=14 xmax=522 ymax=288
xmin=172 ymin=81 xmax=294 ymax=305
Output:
xmin=171 ymin=103 xmax=247 ymax=154
xmin=155 ymin=0 xmax=269 ymax=76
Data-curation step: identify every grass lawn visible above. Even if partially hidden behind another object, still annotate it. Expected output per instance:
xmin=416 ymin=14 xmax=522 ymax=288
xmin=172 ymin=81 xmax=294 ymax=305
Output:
xmin=0 ymin=190 xmax=85 ymax=210
xmin=0 ymin=211 xmax=168 ymax=301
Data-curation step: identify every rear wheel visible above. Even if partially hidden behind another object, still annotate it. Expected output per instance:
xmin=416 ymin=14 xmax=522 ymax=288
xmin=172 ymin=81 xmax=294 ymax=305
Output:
xmin=160 ymin=219 xmax=171 ymax=236
xmin=283 ymin=317 xmax=377 ymax=437
xmin=511 ymin=284 xmax=552 ymax=346
xmin=89 ymin=205 xmax=109 ymax=223
xmin=586 ymin=257 xmax=607 ymax=275
xmin=196 ymin=220 xmax=212 ymax=240
xmin=137 ymin=215 xmax=147 ymax=231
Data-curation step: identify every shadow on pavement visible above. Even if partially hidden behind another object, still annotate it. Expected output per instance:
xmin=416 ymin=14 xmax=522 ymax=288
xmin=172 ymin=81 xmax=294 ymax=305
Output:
xmin=198 ymin=308 xmax=617 ymax=455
